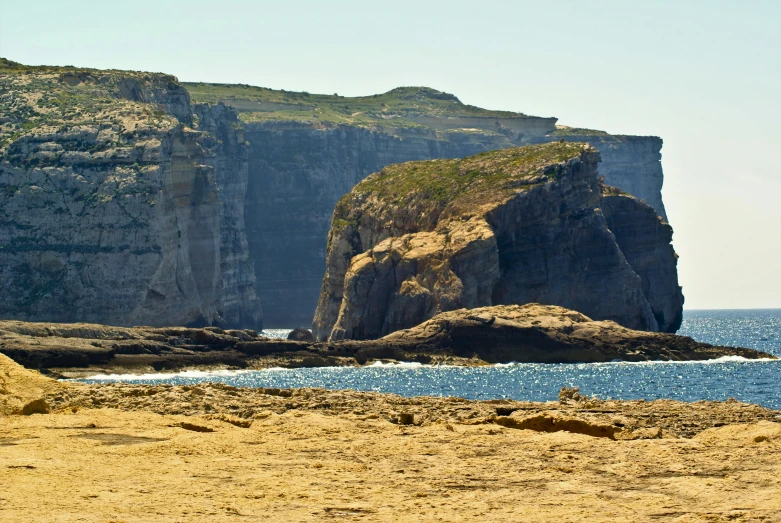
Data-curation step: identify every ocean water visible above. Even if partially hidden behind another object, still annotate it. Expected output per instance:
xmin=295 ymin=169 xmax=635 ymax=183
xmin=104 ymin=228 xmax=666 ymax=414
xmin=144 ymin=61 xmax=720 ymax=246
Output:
xmin=81 ymin=309 xmax=781 ymax=409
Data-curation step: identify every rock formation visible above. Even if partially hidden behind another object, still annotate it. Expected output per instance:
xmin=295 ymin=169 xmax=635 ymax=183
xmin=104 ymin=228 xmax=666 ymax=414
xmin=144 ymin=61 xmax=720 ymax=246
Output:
xmin=2 ymin=60 xmax=675 ymax=331
xmin=0 ymin=352 xmax=60 ymax=415
xmin=0 ymin=59 xmax=260 ymax=328
xmin=186 ymin=84 xmax=671 ymax=327
xmin=313 ymin=143 xmax=683 ymax=341
xmin=0 ymin=305 xmax=770 ymax=372
xmin=377 ymin=304 xmax=714 ymax=363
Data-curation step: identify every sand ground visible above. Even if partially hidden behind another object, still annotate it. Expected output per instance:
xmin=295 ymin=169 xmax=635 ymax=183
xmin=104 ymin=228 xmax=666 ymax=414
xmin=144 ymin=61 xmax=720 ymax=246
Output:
xmin=2 ymin=391 xmax=780 ymax=522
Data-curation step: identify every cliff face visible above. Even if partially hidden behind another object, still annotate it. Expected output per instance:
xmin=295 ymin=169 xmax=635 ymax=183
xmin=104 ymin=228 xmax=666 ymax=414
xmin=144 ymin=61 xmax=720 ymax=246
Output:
xmin=186 ymin=83 xmax=671 ymax=328
xmin=242 ymin=123 xmax=528 ymax=327
xmin=193 ymin=104 xmax=261 ymax=328
xmin=536 ymin=134 xmax=667 ymax=220
xmin=601 ymin=191 xmax=683 ymax=332
xmin=240 ymin=128 xmax=669 ymax=328
xmin=0 ymin=61 xmax=258 ymax=328
xmin=313 ymin=143 xmax=682 ymax=341
xmin=2 ymin=65 xmax=676 ymax=332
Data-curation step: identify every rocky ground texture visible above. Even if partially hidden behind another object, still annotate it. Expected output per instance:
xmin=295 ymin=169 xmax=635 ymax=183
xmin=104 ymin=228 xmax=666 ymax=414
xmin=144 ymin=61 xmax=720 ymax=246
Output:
xmin=1 ymin=353 xmax=780 ymax=522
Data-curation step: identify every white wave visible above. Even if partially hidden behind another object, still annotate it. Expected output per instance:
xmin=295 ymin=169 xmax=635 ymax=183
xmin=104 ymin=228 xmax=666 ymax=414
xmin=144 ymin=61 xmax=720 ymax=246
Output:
xmin=76 ymin=368 xmax=254 ymax=381
xmin=366 ymin=360 xmax=424 ymax=368
xmin=493 ymin=355 xmax=778 ymax=367
xmin=609 ymin=355 xmax=777 ymax=365
xmin=260 ymin=329 xmax=294 ymax=339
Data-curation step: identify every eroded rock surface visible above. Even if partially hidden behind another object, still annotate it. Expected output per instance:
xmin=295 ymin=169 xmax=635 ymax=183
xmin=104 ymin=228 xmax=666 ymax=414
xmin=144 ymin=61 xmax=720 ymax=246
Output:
xmin=377 ymin=304 xmax=760 ymax=363
xmin=313 ymin=143 xmax=683 ymax=341
xmin=0 ymin=60 xmax=259 ymax=328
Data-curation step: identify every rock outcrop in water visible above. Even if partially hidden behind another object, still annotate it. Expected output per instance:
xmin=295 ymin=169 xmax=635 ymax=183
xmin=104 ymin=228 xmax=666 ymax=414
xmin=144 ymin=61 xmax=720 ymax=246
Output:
xmin=186 ymin=84 xmax=671 ymax=327
xmin=0 ymin=60 xmax=260 ymax=328
xmin=313 ymin=143 xmax=683 ymax=341
xmin=0 ymin=305 xmax=770 ymax=372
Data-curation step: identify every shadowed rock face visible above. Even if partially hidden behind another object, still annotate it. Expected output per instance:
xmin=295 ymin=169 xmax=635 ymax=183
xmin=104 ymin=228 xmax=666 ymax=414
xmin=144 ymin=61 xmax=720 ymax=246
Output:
xmin=601 ymin=192 xmax=684 ymax=332
xmin=313 ymin=143 xmax=683 ymax=341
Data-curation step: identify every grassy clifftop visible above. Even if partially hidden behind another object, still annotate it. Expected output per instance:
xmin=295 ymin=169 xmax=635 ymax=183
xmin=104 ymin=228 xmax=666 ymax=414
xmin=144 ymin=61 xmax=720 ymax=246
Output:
xmin=358 ymin=141 xmax=586 ymax=201
xmin=184 ymin=82 xmax=533 ymax=129
xmin=0 ymin=58 xmax=187 ymax=151
xmin=332 ymin=142 xmax=591 ymax=233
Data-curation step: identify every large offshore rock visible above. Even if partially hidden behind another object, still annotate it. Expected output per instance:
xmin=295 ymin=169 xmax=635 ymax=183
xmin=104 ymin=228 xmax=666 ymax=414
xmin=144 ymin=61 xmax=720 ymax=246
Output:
xmin=187 ymin=84 xmax=670 ymax=327
xmin=0 ymin=60 xmax=259 ymax=328
xmin=241 ymin=125 xmax=669 ymax=327
xmin=313 ymin=143 xmax=683 ymax=341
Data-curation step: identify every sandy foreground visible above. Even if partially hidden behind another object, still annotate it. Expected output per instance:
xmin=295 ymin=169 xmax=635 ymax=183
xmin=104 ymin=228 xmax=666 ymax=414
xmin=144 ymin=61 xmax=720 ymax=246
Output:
xmin=1 ymin=380 xmax=780 ymax=523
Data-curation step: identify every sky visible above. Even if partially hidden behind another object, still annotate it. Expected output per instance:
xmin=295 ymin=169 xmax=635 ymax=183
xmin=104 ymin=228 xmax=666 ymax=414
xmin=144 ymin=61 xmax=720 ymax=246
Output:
xmin=1 ymin=0 xmax=779 ymax=309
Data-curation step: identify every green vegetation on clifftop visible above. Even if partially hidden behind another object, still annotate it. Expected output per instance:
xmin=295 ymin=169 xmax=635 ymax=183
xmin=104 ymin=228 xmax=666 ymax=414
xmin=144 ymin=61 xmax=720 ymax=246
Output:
xmin=360 ymin=142 xmax=586 ymax=201
xmin=332 ymin=142 xmax=590 ymax=230
xmin=184 ymin=83 xmax=530 ymax=129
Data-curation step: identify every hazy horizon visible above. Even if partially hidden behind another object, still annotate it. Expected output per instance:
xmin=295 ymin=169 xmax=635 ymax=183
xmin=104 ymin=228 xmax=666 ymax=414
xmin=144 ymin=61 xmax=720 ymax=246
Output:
xmin=2 ymin=0 xmax=779 ymax=309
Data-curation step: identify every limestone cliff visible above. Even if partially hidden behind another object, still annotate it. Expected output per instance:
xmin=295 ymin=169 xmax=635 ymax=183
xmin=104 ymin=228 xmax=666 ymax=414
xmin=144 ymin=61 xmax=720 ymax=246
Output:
xmin=0 ymin=60 xmax=259 ymax=328
xmin=2 ymin=62 xmax=675 ymax=332
xmin=186 ymin=84 xmax=670 ymax=326
xmin=313 ymin=143 xmax=683 ymax=341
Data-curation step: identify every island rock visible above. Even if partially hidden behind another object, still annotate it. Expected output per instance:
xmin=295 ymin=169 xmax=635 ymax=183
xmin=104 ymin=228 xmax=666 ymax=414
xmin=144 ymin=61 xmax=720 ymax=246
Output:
xmin=313 ymin=143 xmax=683 ymax=341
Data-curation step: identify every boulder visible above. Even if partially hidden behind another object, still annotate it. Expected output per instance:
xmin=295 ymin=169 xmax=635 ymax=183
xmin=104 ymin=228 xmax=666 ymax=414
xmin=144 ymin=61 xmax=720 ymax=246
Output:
xmin=287 ymin=328 xmax=314 ymax=342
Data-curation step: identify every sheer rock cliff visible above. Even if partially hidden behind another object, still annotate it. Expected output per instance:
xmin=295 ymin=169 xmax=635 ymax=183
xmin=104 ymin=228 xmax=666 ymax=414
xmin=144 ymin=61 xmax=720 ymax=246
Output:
xmin=2 ymin=61 xmax=675 ymax=331
xmin=187 ymin=84 xmax=671 ymax=327
xmin=0 ymin=60 xmax=259 ymax=328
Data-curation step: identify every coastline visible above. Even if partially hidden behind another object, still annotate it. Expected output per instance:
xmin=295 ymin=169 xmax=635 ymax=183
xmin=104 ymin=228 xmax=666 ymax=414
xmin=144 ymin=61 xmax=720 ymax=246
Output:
xmin=1 ymin=307 xmax=775 ymax=379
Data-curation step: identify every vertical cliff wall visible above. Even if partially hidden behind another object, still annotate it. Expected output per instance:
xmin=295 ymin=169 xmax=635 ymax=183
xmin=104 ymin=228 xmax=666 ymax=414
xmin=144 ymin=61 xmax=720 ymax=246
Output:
xmin=242 ymin=124 xmax=669 ymax=327
xmin=193 ymin=104 xmax=262 ymax=328
xmin=0 ymin=62 xmax=257 ymax=328
xmin=534 ymin=134 xmax=667 ymax=220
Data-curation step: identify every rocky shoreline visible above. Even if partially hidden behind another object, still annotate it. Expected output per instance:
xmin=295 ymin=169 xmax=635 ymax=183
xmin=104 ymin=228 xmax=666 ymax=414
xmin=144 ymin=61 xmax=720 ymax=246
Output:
xmin=0 ymin=304 xmax=773 ymax=377
xmin=1 ymin=352 xmax=780 ymax=521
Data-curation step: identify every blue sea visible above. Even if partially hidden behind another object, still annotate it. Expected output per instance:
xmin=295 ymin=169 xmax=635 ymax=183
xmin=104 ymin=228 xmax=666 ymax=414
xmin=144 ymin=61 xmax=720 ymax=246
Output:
xmin=78 ymin=309 xmax=781 ymax=409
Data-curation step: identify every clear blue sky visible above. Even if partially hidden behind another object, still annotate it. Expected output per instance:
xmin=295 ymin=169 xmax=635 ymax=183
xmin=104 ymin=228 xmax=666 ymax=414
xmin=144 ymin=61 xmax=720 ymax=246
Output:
xmin=2 ymin=0 xmax=779 ymax=309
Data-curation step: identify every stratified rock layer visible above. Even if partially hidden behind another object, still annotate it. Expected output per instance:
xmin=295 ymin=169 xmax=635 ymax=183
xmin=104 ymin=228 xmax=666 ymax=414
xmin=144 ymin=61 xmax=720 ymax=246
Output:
xmin=313 ymin=143 xmax=683 ymax=341
xmin=0 ymin=60 xmax=260 ymax=328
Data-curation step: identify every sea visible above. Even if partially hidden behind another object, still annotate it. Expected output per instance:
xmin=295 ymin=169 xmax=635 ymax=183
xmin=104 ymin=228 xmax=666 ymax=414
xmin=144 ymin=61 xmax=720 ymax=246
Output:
xmin=77 ymin=309 xmax=781 ymax=410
